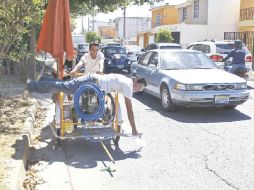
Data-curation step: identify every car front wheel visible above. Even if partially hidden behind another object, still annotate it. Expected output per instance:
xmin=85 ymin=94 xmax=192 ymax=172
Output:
xmin=161 ymin=85 xmax=177 ymax=112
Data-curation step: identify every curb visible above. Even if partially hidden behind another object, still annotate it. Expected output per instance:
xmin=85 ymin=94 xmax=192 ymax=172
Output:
xmin=4 ymin=99 xmax=38 ymax=190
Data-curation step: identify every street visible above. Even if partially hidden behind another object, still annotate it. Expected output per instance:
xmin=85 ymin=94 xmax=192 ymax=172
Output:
xmin=28 ymin=82 xmax=254 ymax=190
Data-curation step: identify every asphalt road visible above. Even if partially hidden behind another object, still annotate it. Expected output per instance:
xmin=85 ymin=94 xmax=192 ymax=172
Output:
xmin=29 ymin=81 xmax=254 ymax=190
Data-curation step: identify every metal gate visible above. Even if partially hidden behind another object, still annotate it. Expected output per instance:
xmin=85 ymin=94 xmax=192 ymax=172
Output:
xmin=224 ymin=31 xmax=254 ymax=57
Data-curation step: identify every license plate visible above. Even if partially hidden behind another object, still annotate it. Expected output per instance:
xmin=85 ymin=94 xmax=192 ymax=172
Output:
xmin=117 ymin=65 xmax=124 ymax=69
xmin=214 ymin=95 xmax=229 ymax=104
xmin=115 ymin=54 xmax=121 ymax=59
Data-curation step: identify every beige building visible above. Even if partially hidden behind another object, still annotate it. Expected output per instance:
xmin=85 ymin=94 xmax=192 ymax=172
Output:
xmin=98 ymin=26 xmax=115 ymax=38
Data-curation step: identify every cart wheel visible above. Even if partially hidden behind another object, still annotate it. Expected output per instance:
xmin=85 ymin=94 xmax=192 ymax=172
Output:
xmin=56 ymin=128 xmax=61 ymax=145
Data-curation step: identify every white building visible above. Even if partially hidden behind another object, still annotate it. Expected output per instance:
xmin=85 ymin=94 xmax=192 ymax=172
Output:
xmin=151 ymin=0 xmax=240 ymax=47
xmin=114 ymin=17 xmax=151 ymax=44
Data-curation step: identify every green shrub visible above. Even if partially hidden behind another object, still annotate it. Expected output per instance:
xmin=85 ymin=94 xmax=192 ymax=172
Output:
xmin=86 ymin=32 xmax=101 ymax=43
xmin=155 ymin=28 xmax=173 ymax=43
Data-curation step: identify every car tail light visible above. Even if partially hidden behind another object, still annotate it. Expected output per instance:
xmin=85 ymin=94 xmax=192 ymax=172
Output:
xmin=209 ymin=55 xmax=223 ymax=62
xmin=245 ymin=55 xmax=252 ymax=62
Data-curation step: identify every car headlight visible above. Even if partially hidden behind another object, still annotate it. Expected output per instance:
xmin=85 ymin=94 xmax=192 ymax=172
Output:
xmin=175 ymin=83 xmax=203 ymax=91
xmin=128 ymin=60 xmax=132 ymax=65
xmin=175 ymin=83 xmax=186 ymax=90
xmin=107 ymin=60 xmax=112 ymax=65
xmin=235 ymin=83 xmax=247 ymax=89
xmin=186 ymin=84 xmax=203 ymax=91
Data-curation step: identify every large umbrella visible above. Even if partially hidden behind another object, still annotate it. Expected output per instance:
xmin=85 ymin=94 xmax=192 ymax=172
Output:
xmin=36 ymin=0 xmax=74 ymax=79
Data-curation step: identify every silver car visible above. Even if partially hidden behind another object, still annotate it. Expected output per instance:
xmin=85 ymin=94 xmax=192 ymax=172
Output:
xmin=131 ymin=49 xmax=249 ymax=111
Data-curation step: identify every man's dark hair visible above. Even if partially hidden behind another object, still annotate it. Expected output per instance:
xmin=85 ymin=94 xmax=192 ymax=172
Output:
xmin=89 ymin=42 xmax=99 ymax=49
xmin=132 ymin=77 xmax=147 ymax=86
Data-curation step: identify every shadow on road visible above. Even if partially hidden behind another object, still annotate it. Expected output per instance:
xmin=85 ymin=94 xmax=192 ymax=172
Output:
xmin=133 ymin=92 xmax=251 ymax=123
xmin=12 ymin=126 xmax=142 ymax=170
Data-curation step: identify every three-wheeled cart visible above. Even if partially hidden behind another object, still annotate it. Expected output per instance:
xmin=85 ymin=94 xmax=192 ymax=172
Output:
xmin=51 ymin=77 xmax=121 ymax=162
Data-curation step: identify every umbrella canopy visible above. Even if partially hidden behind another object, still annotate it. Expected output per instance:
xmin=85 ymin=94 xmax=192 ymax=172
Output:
xmin=37 ymin=0 xmax=74 ymax=78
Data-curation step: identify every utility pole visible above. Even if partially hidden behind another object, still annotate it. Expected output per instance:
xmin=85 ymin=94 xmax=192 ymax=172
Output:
xmin=88 ymin=17 xmax=90 ymax=32
xmin=92 ymin=15 xmax=95 ymax=32
xmin=123 ymin=7 xmax=126 ymax=45
xmin=81 ymin=16 xmax=84 ymax=35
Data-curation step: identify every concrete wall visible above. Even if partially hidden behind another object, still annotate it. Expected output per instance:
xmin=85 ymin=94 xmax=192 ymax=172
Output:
xmin=207 ymin=0 xmax=240 ymax=39
xmin=191 ymin=0 xmax=208 ymax=24
xmin=152 ymin=24 xmax=208 ymax=47
xmin=114 ymin=17 xmax=151 ymax=41
xmin=241 ymin=0 xmax=254 ymax=9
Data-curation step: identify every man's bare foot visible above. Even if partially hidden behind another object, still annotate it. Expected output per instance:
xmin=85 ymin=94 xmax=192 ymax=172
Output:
xmin=132 ymin=129 xmax=142 ymax=138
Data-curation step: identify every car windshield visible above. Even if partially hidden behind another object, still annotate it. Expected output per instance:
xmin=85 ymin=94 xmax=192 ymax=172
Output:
xmin=105 ymin=47 xmax=126 ymax=55
xmin=160 ymin=45 xmax=182 ymax=49
xmin=160 ymin=52 xmax=218 ymax=70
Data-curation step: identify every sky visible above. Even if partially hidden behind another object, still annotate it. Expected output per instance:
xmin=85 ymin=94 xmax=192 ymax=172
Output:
xmin=73 ymin=0 xmax=186 ymax=34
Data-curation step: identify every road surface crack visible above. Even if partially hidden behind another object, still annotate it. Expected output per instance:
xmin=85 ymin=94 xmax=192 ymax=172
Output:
xmin=204 ymin=156 xmax=239 ymax=190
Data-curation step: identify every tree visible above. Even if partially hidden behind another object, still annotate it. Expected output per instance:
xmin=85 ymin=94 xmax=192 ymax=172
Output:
xmin=155 ymin=28 xmax=173 ymax=43
xmin=0 ymin=0 xmax=162 ymax=79
xmin=86 ymin=32 xmax=101 ymax=43
xmin=69 ymin=0 xmax=159 ymax=16
xmin=0 ymin=0 xmax=46 ymax=60
xmin=0 ymin=0 xmax=47 ymax=79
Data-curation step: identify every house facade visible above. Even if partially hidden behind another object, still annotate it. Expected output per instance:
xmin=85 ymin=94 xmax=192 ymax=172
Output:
xmin=224 ymin=0 xmax=254 ymax=55
xmin=137 ymin=4 xmax=179 ymax=48
xmin=239 ymin=0 xmax=254 ymax=32
xmin=114 ymin=17 xmax=151 ymax=45
xmin=138 ymin=0 xmax=240 ymax=48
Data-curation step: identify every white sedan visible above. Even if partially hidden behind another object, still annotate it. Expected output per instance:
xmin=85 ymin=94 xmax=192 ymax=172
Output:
xmin=131 ymin=49 xmax=249 ymax=111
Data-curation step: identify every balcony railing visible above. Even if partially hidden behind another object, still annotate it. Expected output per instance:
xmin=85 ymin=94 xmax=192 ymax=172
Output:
xmin=240 ymin=7 xmax=254 ymax=21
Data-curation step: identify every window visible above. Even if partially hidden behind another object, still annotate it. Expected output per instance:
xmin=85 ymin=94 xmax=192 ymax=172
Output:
xmin=155 ymin=14 xmax=161 ymax=26
xmin=182 ymin=7 xmax=187 ymax=21
xmin=140 ymin=52 xmax=153 ymax=66
xmin=192 ymin=44 xmax=203 ymax=51
xmin=193 ymin=0 xmax=199 ymax=18
xmin=148 ymin=52 xmax=158 ymax=67
xmin=200 ymin=45 xmax=210 ymax=53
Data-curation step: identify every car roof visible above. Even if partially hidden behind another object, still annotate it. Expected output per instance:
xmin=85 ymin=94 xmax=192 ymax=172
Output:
xmin=191 ymin=40 xmax=235 ymax=44
xmin=150 ymin=42 xmax=181 ymax=46
xmin=150 ymin=49 xmax=198 ymax=53
xmin=103 ymin=45 xmax=124 ymax=49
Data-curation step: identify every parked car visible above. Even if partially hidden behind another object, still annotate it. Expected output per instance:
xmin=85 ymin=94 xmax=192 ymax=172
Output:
xmin=137 ymin=42 xmax=182 ymax=60
xmin=106 ymin=43 xmax=121 ymax=46
xmin=77 ymin=43 xmax=89 ymax=61
xmin=101 ymin=45 xmax=132 ymax=73
xmin=186 ymin=40 xmax=253 ymax=71
xmin=125 ymin=45 xmax=143 ymax=62
xmin=131 ymin=49 xmax=249 ymax=111
xmin=72 ymin=35 xmax=86 ymax=47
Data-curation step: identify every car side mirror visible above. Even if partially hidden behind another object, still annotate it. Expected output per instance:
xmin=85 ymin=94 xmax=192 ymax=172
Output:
xmin=148 ymin=64 xmax=157 ymax=69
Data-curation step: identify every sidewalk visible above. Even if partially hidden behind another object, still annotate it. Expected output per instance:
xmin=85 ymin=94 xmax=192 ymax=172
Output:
xmin=0 ymin=74 xmax=55 ymax=190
